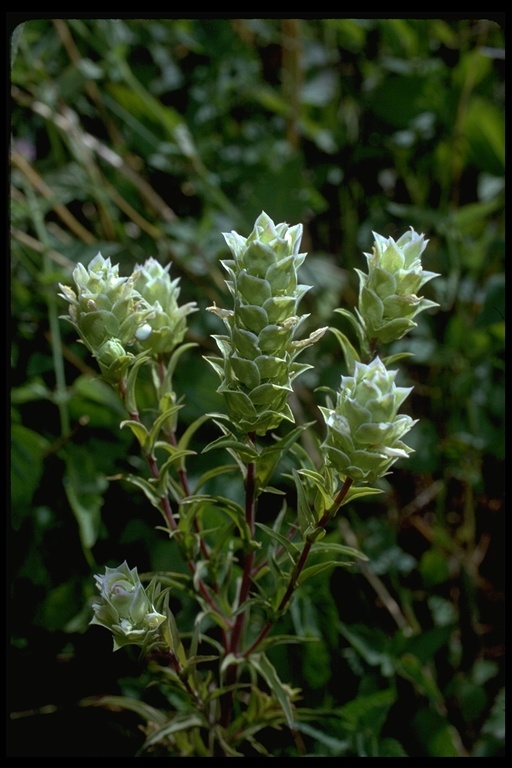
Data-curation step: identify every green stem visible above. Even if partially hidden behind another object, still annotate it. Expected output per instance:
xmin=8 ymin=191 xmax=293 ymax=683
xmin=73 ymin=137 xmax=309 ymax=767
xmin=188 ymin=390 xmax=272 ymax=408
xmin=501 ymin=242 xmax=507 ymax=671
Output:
xmin=21 ymin=175 xmax=70 ymax=435
xmin=243 ymin=476 xmax=354 ymax=658
xmin=154 ymin=354 xmax=211 ymax=559
xmin=221 ymin=436 xmax=258 ymax=728
xmin=167 ymin=649 xmax=206 ymax=712
xmin=118 ymin=379 xmax=231 ymax=629
xmin=229 ymin=455 xmax=256 ymax=654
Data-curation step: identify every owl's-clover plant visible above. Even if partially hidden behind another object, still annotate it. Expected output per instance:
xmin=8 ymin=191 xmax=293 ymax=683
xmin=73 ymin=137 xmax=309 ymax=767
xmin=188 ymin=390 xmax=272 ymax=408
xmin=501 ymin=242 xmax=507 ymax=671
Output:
xmin=90 ymin=561 xmax=166 ymax=651
xmin=58 ymin=213 xmax=439 ymax=757
xmin=58 ymin=253 xmax=153 ymax=383
xmin=319 ymin=356 xmax=417 ymax=485
xmin=206 ymin=211 xmax=327 ymax=435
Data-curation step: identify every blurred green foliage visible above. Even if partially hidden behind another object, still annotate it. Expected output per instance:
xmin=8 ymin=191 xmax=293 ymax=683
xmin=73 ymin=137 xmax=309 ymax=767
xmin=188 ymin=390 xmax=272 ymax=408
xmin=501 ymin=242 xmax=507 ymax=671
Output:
xmin=10 ymin=17 xmax=504 ymax=757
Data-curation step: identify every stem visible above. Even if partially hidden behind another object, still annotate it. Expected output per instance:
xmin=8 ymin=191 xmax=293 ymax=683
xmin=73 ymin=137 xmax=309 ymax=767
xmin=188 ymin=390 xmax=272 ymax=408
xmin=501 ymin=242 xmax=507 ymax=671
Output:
xmin=228 ymin=456 xmax=256 ymax=654
xmin=243 ymin=477 xmax=354 ymax=658
xmin=221 ymin=436 xmax=258 ymax=728
xmin=155 ymin=353 xmax=211 ymax=561
xmin=166 ymin=649 xmax=212 ymax=724
xmin=118 ymin=379 xmax=232 ymax=629
xmin=19 ymin=171 xmax=71 ymax=436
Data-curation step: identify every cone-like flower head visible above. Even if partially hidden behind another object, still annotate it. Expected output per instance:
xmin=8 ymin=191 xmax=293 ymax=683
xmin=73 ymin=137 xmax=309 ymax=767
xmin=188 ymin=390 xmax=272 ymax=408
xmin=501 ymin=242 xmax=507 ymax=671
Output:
xmin=90 ymin=561 xmax=166 ymax=651
xmin=58 ymin=253 xmax=154 ymax=382
xmin=206 ymin=212 xmax=326 ymax=435
xmin=356 ymin=229 xmax=439 ymax=344
xmin=319 ymin=357 xmax=417 ymax=483
xmin=132 ymin=257 xmax=197 ymax=356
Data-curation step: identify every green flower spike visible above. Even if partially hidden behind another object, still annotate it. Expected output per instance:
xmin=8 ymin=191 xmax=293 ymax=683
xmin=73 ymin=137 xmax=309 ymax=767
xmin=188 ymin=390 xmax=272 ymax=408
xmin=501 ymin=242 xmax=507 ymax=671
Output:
xmin=132 ymin=257 xmax=197 ymax=356
xmin=319 ymin=356 xmax=417 ymax=484
xmin=58 ymin=253 xmax=154 ymax=382
xmin=90 ymin=561 xmax=166 ymax=651
xmin=206 ymin=211 xmax=327 ymax=435
xmin=356 ymin=228 xmax=439 ymax=344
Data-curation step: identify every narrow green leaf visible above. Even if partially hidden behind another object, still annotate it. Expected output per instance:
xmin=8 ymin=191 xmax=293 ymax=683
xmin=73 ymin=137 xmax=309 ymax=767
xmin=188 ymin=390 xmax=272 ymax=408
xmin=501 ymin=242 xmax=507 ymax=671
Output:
xmin=313 ymin=541 xmax=368 ymax=561
xmin=255 ymin=522 xmax=300 ymax=562
xmin=249 ymin=653 xmax=296 ymax=729
xmin=81 ymin=694 xmax=168 ymax=727
xmin=297 ymin=468 xmax=335 ymax=513
xmin=255 ymin=422 xmax=314 ymax=490
xmin=192 ymin=463 xmax=238 ymax=493
xmin=120 ymin=419 xmax=150 ymax=449
xmin=341 ymin=484 xmax=383 ymax=505
xmin=146 ymin=404 xmax=185 ymax=454
xmin=154 ymin=443 xmax=196 ymax=478
xmin=202 ymin=434 xmax=259 ymax=462
xmin=382 ymin=352 xmax=415 ymax=366
xmin=292 ymin=469 xmax=316 ymax=535
xmin=124 ymin=354 xmax=151 ymax=416
xmin=164 ymin=341 xmax=198 ymax=381
xmin=177 ymin=412 xmax=225 ymax=453
xmin=299 ymin=560 xmax=355 ymax=584
xmin=143 ymin=714 xmax=205 ymax=748
xmin=122 ymin=473 xmax=164 ymax=510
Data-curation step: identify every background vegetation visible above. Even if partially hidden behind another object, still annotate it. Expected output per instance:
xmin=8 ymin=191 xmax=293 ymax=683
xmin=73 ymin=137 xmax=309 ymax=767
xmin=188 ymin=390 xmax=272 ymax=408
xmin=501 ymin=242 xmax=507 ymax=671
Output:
xmin=10 ymin=16 xmax=504 ymax=757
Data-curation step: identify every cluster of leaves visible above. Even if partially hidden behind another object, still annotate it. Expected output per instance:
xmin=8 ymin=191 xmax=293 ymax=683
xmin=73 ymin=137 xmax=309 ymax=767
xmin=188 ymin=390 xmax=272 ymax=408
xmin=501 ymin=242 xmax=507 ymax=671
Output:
xmin=10 ymin=17 xmax=504 ymax=757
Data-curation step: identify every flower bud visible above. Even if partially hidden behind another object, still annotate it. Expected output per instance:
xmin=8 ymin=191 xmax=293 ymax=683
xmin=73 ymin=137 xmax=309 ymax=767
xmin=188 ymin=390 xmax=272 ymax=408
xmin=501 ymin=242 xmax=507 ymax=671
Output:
xmin=319 ymin=357 xmax=417 ymax=483
xmin=356 ymin=229 xmax=439 ymax=344
xmin=58 ymin=253 xmax=154 ymax=382
xmin=132 ymin=257 xmax=197 ymax=356
xmin=90 ymin=561 xmax=166 ymax=651
xmin=206 ymin=212 xmax=326 ymax=435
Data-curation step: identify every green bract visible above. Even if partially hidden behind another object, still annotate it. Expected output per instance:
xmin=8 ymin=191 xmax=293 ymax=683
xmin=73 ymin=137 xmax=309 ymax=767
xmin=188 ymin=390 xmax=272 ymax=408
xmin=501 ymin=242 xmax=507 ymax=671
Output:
xmin=133 ymin=257 xmax=197 ymax=356
xmin=355 ymin=228 xmax=439 ymax=344
xmin=58 ymin=253 xmax=154 ymax=382
xmin=90 ymin=561 xmax=166 ymax=651
xmin=206 ymin=211 xmax=326 ymax=435
xmin=319 ymin=357 xmax=417 ymax=483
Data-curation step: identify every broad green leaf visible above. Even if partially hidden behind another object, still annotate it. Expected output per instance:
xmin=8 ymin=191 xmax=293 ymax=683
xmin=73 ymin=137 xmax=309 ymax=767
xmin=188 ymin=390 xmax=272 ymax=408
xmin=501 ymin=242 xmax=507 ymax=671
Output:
xmin=397 ymin=652 xmax=444 ymax=704
xmin=39 ymin=579 xmax=86 ymax=632
xmin=62 ymin=444 xmax=107 ymax=561
xmin=411 ymin=707 xmax=461 ymax=757
xmin=338 ymin=622 xmax=395 ymax=677
xmin=463 ymin=96 xmax=505 ymax=176
xmin=11 ymin=378 xmax=53 ymax=404
xmin=11 ymin=424 xmax=50 ymax=524
xmin=338 ymin=687 xmax=396 ymax=734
